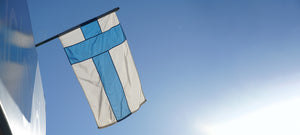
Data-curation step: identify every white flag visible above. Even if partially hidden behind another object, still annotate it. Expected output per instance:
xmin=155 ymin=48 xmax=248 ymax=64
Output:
xmin=59 ymin=11 xmax=146 ymax=128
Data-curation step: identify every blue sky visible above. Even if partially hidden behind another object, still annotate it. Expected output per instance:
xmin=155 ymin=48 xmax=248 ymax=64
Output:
xmin=27 ymin=0 xmax=300 ymax=135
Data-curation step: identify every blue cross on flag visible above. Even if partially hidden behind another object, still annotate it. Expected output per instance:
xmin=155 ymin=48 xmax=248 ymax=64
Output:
xmin=58 ymin=11 xmax=146 ymax=128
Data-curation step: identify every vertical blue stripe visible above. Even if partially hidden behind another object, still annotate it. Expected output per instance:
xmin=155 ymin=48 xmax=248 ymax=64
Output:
xmin=81 ymin=21 xmax=101 ymax=39
xmin=93 ymin=52 xmax=131 ymax=121
xmin=65 ymin=25 xmax=125 ymax=65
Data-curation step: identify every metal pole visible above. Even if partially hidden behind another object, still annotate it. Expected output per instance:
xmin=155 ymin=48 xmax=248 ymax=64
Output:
xmin=35 ymin=7 xmax=120 ymax=47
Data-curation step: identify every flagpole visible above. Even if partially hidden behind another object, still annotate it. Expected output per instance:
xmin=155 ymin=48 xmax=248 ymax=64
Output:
xmin=35 ymin=7 xmax=120 ymax=47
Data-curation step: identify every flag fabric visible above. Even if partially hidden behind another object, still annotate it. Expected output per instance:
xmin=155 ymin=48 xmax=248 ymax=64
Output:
xmin=58 ymin=11 xmax=146 ymax=128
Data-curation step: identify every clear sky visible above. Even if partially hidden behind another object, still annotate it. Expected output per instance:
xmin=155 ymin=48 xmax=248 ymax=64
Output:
xmin=27 ymin=0 xmax=300 ymax=135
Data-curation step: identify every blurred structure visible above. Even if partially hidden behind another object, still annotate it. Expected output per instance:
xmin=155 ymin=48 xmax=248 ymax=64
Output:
xmin=0 ymin=0 xmax=46 ymax=134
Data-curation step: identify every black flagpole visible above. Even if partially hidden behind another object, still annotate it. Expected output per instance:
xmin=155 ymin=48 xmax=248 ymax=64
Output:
xmin=35 ymin=7 xmax=120 ymax=47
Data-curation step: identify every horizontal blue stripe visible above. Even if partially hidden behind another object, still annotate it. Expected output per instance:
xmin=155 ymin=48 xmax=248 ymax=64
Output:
xmin=65 ymin=25 xmax=125 ymax=65
xmin=81 ymin=21 xmax=101 ymax=39
xmin=93 ymin=52 xmax=131 ymax=121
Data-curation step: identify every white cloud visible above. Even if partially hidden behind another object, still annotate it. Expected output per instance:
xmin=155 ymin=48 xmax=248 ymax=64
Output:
xmin=9 ymin=30 xmax=34 ymax=48
xmin=196 ymin=97 xmax=300 ymax=135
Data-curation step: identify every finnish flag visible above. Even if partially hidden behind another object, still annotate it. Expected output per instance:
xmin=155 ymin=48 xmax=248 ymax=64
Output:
xmin=58 ymin=11 xmax=146 ymax=128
